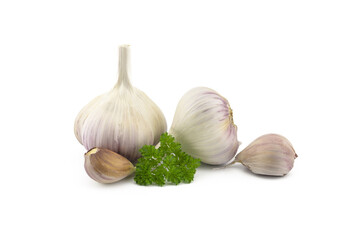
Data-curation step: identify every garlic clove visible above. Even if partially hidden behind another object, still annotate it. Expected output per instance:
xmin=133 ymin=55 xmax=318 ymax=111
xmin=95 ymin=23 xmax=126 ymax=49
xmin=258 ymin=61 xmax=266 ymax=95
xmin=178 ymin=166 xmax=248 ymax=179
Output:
xmin=235 ymin=134 xmax=297 ymax=176
xmin=84 ymin=148 xmax=135 ymax=183
xmin=169 ymin=87 xmax=240 ymax=165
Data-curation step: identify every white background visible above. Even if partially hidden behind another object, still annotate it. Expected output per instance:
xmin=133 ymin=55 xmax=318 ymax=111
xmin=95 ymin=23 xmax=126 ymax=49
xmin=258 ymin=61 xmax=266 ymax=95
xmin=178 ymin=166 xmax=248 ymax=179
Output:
xmin=1 ymin=0 xmax=360 ymax=239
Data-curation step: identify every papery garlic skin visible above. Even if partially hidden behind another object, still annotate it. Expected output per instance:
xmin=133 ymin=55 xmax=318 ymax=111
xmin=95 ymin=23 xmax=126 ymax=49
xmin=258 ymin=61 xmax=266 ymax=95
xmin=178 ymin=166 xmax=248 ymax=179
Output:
xmin=74 ymin=45 xmax=167 ymax=163
xmin=169 ymin=87 xmax=240 ymax=165
xmin=235 ymin=134 xmax=297 ymax=176
xmin=84 ymin=148 xmax=135 ymax=183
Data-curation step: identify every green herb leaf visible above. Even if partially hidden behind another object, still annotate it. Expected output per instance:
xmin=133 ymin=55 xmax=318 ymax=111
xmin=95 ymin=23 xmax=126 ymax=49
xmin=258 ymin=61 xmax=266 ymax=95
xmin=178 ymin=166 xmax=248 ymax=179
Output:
xmin=134 ymin=133 xmax=201 ymax=186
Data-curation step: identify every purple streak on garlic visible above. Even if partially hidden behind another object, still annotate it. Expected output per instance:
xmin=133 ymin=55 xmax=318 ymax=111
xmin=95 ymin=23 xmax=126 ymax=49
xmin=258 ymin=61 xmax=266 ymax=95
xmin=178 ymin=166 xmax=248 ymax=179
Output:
xmin=235 ymin=134 xmax=298 ymax=176
xmin=169 ymin=87 xmax=240 ymax=165
xmin=74 ymin=45 xmax=167 ymax=163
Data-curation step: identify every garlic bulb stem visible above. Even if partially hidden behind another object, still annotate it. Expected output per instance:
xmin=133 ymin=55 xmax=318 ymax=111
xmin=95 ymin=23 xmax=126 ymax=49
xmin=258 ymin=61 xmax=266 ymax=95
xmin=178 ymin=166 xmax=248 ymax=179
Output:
xmin=116 ymin=44 xmax=131 ymax=89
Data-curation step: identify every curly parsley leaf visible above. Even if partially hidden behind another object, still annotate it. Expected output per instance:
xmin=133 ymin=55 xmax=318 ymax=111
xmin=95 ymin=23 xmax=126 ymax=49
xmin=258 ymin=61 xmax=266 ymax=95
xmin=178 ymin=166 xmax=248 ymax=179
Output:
xmin=134 ymin=133 xmax=201 ymax=186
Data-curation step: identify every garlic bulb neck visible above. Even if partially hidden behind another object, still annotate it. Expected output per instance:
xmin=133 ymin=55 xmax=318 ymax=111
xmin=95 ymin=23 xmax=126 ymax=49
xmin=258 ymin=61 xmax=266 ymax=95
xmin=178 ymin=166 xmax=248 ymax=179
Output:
xmin=115 ymin=44 xmax=132 ymax=89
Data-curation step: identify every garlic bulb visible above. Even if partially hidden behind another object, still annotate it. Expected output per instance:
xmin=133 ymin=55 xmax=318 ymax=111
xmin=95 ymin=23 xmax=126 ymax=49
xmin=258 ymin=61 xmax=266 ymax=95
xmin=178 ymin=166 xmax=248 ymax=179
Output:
xmin=84 ymin=148 xmax=135 ymax=183
xmin=235 ymin=134 xmax=297 ymax=176
xmin=169 ymin=87 xmax=240 ymax=165
xmin=74 ymin=45 xmax=167 ymax=163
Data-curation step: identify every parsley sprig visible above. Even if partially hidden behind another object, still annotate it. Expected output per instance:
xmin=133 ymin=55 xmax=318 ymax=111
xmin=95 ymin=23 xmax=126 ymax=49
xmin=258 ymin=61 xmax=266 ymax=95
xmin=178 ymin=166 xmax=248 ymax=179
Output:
xmin=134 ymin=133 xmax=201 ymax=186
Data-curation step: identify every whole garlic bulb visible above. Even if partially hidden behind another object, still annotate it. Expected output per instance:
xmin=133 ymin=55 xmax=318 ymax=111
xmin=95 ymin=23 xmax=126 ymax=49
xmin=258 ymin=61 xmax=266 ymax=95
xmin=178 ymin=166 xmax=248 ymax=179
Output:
xmin=169 ymin=87 xmax=240 ymax=165
xmin=235 ymin=134 xmax=297 ymax=176
xmin=74 ymin=45 xmax=167 ymax=163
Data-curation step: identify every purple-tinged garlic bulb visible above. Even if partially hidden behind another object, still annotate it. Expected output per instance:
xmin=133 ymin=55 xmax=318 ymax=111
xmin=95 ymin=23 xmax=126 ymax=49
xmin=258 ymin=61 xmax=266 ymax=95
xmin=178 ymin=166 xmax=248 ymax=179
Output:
xmin=74 ymin=45 xmax=167 ymax=163
xmin=169 ymin=87 xmax=240 ymax=165
xmin=235 ymin=134 xmax=298 ymax=176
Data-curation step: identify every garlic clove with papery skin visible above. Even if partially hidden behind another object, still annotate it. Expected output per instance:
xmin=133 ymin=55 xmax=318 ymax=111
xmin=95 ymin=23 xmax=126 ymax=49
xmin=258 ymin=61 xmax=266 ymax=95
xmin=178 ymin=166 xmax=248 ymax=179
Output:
xmin=169 ymin=87 xmax=240 ymax=165
xmin=235 ymin=134 xmax=297 ymax=176
xmin=74 ymin=45 xmax=167 ymax=163
xmin=84 ymin=148 xmax=135 ymax=184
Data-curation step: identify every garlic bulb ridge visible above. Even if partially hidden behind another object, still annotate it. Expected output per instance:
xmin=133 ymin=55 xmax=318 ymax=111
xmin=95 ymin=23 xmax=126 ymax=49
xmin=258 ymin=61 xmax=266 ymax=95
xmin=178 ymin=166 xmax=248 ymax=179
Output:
xmin=74 ymin=45 xmax=167 ymax=163
xmin=169 ymin=87 xmax=240 ymax=165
